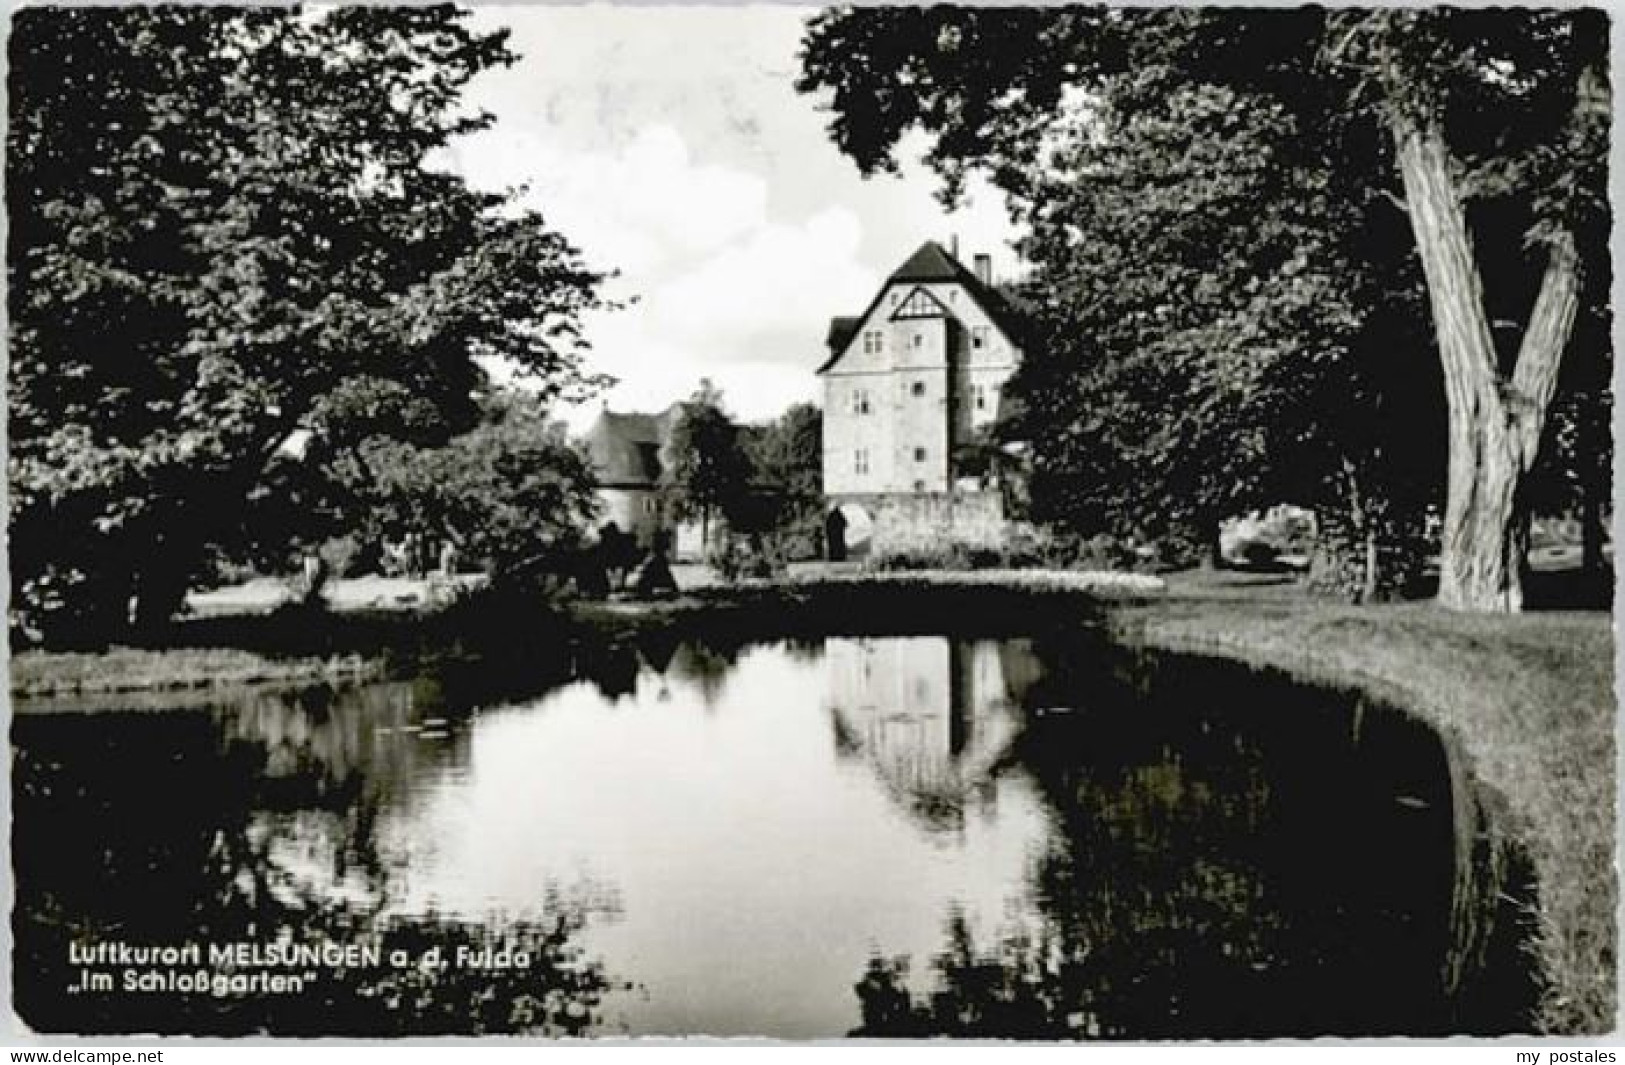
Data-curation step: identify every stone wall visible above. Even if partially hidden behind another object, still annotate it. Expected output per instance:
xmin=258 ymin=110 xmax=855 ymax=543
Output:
xmin=829 ymin=490 xmax=1012 ymax=556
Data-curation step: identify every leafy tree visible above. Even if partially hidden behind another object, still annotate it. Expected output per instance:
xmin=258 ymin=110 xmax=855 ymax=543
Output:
xmin=358 ymin=390 xmax=599 ymax=582
xmin=797 ymin=6 xmax=1608 ymax=611
xmin=659 ymin=380 xmax=753 ymax=550
xmin=1004 ymin=75 xmax=1405 ymax=574
xmin=742 ymin=402 xmax=824 ymax=556
xmin=8 ymin=6 xmax=609 ymax=645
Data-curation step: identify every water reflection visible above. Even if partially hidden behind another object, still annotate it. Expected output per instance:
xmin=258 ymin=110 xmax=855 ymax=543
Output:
xmin=12 ymin=633 xmax=1536 ymax=1037
xmin=824 ymin=638 xmax=1038 ymax=831
xmin=12 ymin=701 xmax=613 ymax=1035
xmin=851 ymin=651 xmax=1538 ymax=1038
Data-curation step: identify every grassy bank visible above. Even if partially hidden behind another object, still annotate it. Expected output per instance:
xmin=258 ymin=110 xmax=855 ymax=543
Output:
xmin=1101 ymin=576 xmax=1615 ymax=1035
xmin=11 ymin=646 xmax=381 ymax=703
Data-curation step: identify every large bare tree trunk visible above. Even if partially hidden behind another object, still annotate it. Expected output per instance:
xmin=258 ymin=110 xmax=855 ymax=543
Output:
xmin=1389 ymin=116 xmax=1582 ymax=612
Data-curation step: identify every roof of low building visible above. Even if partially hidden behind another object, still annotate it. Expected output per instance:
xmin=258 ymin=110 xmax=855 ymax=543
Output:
xmin=581 ymin=407 xmax=677 ymax=488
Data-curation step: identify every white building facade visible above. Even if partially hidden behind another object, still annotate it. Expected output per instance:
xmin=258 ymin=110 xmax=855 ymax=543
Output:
xmin=817 ymin=241 xmax=1026 ymax=558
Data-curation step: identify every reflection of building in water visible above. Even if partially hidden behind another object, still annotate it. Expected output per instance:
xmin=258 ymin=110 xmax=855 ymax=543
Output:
xmin=825 ymin=637 xmax=1040 ymax=829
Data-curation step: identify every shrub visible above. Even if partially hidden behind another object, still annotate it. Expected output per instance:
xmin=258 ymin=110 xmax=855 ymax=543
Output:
xmin=865 ymin=531 xmax=1162 ymax=575
xmin=709 ymin=533 xmax=788 ymax=584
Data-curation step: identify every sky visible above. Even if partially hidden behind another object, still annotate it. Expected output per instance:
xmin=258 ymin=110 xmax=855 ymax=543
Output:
xmin=433 ymin=5 xmax=1023 ymax=427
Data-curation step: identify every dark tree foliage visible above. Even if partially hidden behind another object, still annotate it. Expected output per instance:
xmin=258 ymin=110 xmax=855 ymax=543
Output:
xmin=9 ymin=6 xmax=609 ymax=645
xmin=358 ymin=390 xmax=600 ymax=582
xmin=741 ymin=402 xmax=824 ymax=556
xmin=797 ymin=6 xmax=1608 ymax=609
xmin=659 ymin=379 xmax=754 ymax=550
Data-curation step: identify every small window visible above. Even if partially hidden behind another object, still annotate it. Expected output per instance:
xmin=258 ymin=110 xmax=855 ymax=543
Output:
xmin=974 ymin=384 xmax=987 ymax=411
xmin=972 ymin=326 xmax=989 ymax=350
xmin=855 ymin=449 xmax=869 ymax=475
xmin=912 ymin=333 xmax=924 ymax=348
xmin=913 ymin=479 xmax=926 ymax=493
xmin=914 ymin=447 xmax=927 ymax=462
xmin=911 ymin=381 xmax=926 ymax=397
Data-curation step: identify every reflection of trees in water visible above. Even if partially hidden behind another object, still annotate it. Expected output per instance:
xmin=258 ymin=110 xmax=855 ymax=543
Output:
xmin=853 ymin=648 xmax=1537 ymax=1038
xmin=215 ymin=680 xmax=469 ymax=892
xmin=570 ymin=631 xmax=748 ymax=707
xmin=13 ymin=706 xmax=616 ymax=1035
xmin=662 ymin=640 xmax=740 ymax=708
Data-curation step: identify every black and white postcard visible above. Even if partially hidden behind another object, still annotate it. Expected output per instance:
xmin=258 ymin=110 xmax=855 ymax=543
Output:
xmin=5 ymin=3 xmax=1615 ymax=1042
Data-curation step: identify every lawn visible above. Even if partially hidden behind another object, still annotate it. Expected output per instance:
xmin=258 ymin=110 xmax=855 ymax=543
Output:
xmin=9 ymin=645 xmax=381 ymax=705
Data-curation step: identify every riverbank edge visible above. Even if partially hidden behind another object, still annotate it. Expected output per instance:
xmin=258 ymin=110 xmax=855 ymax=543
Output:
xmin=8 ymin=645 xmax=383 ymax=702
xmin=1099 ymin=597 xmax=1615 ymax=1037
xmin=7 ymin=574 xmax=1614 ymax=1034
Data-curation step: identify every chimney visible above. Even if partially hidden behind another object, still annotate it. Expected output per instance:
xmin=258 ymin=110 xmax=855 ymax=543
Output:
xmin=950 ymin=234 xmax=960 ymax=260
xmin=973 ymin=253 xmax=992 ymax=287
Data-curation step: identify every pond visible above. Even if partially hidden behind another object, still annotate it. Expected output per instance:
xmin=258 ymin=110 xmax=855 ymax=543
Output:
xmin=12 ymin=630 xmax=1539 ymax=1038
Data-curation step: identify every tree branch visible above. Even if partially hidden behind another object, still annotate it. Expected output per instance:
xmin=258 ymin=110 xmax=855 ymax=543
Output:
xmin=1508 ymin=227 xmax=1582 ymax=459
xmin=1375 ymin=187 xmax=1408 ymax=213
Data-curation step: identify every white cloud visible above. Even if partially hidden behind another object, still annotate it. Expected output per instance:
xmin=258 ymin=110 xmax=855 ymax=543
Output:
xmin=447 ymin=123 xmax=878 ymax=425
xmin=436 ymin=8 xmax=1029 ymax=428
xmin=649 ymin=206 xmax=875 ymax=351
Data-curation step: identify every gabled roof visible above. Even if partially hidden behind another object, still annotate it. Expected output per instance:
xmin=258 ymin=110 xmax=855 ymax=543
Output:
xmin=581 ymin=407 xmax=677 ymax=488
xmin=890 ymin=241 xmax=965 ymax=283
xmin=817 ymin=240 xmax=1030 ymax=375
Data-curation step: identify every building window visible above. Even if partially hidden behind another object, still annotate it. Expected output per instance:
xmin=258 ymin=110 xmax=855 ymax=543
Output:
xmin=913 ymin=479 xmax=926 ymax=493
xmin=912 ymin=332 xmax=924 ymax=348
xmin=974 ymin=384 xmax=987 ymax=411
xmin=911 ymin=381 xmax=926 ymax=397
xmin=914 ymin=447 xmax=927 ymax=462
xmin=972 ymin=326 xmax=990 ymax=351
xmin=855 ymin=449 xmax=869 ymax=475
xmin=852 ymin=387 xmax=871 ymax=415
xmin=863 ymin=331 xmax=884 ymax=354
